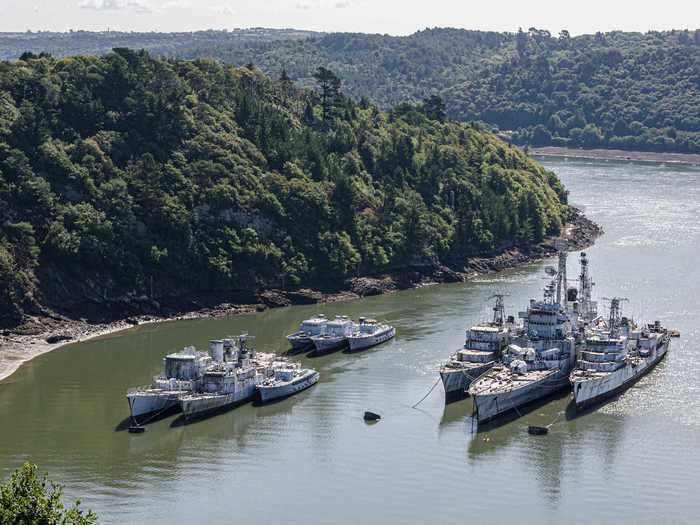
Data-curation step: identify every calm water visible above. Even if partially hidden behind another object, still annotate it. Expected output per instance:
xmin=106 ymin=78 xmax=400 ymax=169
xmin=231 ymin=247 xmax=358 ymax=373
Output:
xmin=2 ymin=158 xmax=700 ymax=524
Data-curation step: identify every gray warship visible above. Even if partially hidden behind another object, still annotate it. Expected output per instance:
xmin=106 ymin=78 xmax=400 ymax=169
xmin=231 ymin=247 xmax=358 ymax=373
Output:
xmin=469 ymin=245 xmax=579 ymax=423
xmin=570 ymin=297 xmax=671 ymax=409
xmin=439 ymin=294 xmax=513 ymax=402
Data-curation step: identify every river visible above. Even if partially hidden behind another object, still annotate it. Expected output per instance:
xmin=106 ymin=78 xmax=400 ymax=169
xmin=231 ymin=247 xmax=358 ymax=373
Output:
xmin=1 ymin=157 xmax=699 ymax=524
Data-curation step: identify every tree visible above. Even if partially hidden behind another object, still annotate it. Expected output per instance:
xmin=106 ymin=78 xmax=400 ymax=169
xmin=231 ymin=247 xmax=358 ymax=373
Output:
xmin=422 ymin=95 xmax=446 ymax=122
xmin=312 ymin=66 xmax=341 ymax=123
xmin=0 ymin=463 xmax=97 ymax=524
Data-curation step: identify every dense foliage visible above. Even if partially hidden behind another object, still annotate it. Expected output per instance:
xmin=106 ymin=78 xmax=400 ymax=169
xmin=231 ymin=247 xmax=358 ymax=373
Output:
xmin=0 ymin=463 xmax=96 ymax=524
xmin=198 ymin=28 xmax=700 ymax=153
xmin=0 ymin=50 xmax=566 ymax=325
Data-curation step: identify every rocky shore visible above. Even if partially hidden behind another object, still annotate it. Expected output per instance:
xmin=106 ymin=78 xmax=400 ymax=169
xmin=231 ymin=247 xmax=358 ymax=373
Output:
xmin=0 ymin=207 xmax=602 ymax=382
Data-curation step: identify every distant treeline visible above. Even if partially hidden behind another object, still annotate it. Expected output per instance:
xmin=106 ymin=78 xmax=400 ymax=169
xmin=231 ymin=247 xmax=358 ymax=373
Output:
xmin=182 ymin=28 xmax=700 ymax=154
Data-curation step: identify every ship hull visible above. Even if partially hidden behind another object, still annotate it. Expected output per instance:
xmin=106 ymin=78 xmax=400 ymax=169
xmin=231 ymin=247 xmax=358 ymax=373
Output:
xmin=127 ymin=391 xmax=185 ymax=419
xmin=180 ymin=383 xmax=258 ymax=419
xmin=573 ymin=341 xmax=669 ymax=409
xmin=311 ymin=337 xmax=348 ymax=354
xmin=472 ymin=370 xmax=571 ymax=423
xmin=347 ymin=327 xmax=395 ymax=352
xmin=287 ymin=335 xmax=313 ymax=352
xmin=258 ymin=371 xmax=320 ymax=402
xmin=440 ymin=362 xmax=494 ymax=402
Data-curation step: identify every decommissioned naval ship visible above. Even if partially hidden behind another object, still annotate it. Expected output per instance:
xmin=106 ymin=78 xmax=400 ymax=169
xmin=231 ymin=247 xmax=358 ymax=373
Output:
xmin=286 ymin=314 xmax=329 ymax=352
xmin=179 ymin=335 xmax=276 ymax=419
xmin=469 ymin=246 xmax=578 ymax=423
xmin=258 ymin=362 xmax=320 ymax=402
xmin=347 ymin=318 xmax=396 ymax=352
xmin=570 ymin=297 xmax=670 ymax=409
xmin=126 ymin=345 xmax=213 ymax=421
xmin=439 ymin=295 xmax=512 ymax=402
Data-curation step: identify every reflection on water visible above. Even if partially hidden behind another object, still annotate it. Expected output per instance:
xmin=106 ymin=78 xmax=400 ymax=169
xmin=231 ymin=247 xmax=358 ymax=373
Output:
xmin=2 ymin=158 xmax=700 ymax=524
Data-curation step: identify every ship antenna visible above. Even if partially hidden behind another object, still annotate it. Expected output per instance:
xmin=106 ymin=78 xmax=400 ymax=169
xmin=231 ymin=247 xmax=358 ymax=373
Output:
xmin=488 ymin=293 xmax=507 ymax=326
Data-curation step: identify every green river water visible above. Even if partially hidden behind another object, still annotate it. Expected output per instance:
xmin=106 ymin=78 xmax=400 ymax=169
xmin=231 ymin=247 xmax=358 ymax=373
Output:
xmin=1 ymin=157 xmax=699 ymax=524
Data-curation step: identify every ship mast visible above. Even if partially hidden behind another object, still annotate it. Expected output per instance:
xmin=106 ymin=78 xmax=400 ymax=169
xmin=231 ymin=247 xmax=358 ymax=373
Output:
xmin=489 ymin=294 xmax=505 ymax=326
xmin=579 ymin=252 xmax=596 ymax=319
xmin=603 ymin=297 xmax=627 ymax=335
xmin=555 ymin=239 xmax=568 ymax=306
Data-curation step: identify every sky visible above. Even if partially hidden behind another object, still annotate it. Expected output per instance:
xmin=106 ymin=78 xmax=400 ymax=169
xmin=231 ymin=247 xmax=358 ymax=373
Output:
xmin=1 ymin=0 xmax=698 ymax=35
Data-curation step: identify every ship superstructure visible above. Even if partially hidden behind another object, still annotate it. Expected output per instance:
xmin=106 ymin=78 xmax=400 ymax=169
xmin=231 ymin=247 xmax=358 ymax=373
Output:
xmin=310 ymin=316 xmax=355 ymax=354
xmin=126 ymin=345 xmax=213 ymax=421
xmin=469 ymin=247 xmax=578 ymax=423
xmin=439 ymin=295 xmax=513 ymax=402
xmin=179 ymin=335 xmax=277 ymax=419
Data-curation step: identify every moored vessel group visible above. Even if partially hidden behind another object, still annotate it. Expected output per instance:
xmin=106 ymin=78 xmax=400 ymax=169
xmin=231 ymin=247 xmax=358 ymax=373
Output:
xmin=439 ymin=245 xmax=673 ymax=425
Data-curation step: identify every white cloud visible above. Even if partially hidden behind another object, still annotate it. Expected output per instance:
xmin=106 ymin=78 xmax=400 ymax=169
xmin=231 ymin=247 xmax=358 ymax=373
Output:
xmin=78 ymin=0 xmax=153 ymax=14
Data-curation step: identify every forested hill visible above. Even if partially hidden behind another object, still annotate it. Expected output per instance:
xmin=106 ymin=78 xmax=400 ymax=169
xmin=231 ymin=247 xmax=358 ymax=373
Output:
xmin=191 ymin=28 xmax=700 ymax=154
xmin=0 ymin=50 xmax=567 ymax=326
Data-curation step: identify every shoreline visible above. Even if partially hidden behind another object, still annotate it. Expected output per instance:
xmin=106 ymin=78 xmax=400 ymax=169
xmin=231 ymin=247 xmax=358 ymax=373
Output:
xmin=530 ymin=146 xmax=700 ymax=166
xmin=0 ymin=208 xmax=602 ymax=383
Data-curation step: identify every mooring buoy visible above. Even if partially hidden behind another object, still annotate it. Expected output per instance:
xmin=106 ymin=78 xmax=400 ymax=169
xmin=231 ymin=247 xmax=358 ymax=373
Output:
xmin=364 ymin=411 xmax=381 ymax=421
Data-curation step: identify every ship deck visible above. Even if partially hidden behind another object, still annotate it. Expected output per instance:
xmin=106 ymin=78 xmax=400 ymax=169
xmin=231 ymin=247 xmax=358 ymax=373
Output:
xmin=471 ymin=369 xmax=556 ymax=395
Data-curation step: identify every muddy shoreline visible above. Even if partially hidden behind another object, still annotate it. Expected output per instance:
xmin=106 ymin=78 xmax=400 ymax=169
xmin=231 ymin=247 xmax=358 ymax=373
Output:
xmin=0 ymin=207 xmax=602 ymax=383
xmin=530 ymin=146 xmax=700 ymax=166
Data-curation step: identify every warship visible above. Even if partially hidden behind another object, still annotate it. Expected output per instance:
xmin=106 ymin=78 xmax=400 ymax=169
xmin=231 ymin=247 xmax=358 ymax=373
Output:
xmin=347 ymin=318 xmax=396 ymax=352
xmin=258 ymin=362 xmax=320 ymax=402
xmin=570 ymin=297 xmax=670 ymax=409
xmin=469 ymin=245 xmax=579 ymax=423
xmin=310 ymin=315 xmax=355 ymax=354
xmin=439 ymin=294 xmax=513 ymax=402
xmin=286 ymin=314 xmax=329 ymax=352
xmin=126 ymin=345 xmax=213 ymax=421
xmin=179 ymin=335 xmax=276 ymax=419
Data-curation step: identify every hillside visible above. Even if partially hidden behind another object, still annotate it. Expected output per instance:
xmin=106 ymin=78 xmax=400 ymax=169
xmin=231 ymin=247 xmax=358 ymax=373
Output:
xmin=207 ymin=28 xmax=700 ymax=154
xmin=0 ymin=50 xmax=569 ymax=327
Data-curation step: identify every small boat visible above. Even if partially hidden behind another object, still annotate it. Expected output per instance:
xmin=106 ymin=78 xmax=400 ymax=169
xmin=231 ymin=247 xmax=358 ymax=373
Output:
xmin=310 ymin=316 xmax=354 ymax=354
xmin=258 ymin=362 xmax=319 ymax=402
xmin=286 ymin=314 xmax=328 ymax=352
xmin=347 ymin=318 xmax=395 ymax=351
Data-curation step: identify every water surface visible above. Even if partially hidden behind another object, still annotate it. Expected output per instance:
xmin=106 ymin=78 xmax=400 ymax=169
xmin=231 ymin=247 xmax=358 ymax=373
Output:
xmin=1 ymin=158 xmax=699 ymax=524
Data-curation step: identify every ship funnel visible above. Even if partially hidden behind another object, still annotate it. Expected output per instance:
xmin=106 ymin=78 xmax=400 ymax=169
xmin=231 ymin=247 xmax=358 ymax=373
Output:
xmin=209 ymin=340 xmax=224 ymax=362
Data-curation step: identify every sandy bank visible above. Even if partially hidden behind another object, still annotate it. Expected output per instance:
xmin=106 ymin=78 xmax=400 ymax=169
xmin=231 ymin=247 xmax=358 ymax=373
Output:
xmin=530 ymin=146 xmax=700 ymax=166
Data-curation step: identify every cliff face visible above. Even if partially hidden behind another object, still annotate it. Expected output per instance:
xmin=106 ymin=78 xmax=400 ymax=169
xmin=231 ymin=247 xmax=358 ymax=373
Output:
xmin=0 ymin=50 xmax=569 ymax=328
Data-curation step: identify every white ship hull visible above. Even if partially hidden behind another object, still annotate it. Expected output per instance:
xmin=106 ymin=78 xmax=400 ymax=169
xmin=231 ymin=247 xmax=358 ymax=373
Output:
xmin=258 ymin=371 xmax=320 ymax=402
xmin=180 ymin=382 xmax=258 ymax=419
xmin=440 ymin=362 xmax=494 ymax=400
xmin=472 ymin=367 xmax=572 ymax=423
xmin=347 ymin=327 xmax=395 ymax=351
xmin=311 ymin=336 xmax=347 ymax=354
xmin=572 ymin=341 xmax=669 ymax=409
xmin=127 ymin=390 xmax=188 ymax=419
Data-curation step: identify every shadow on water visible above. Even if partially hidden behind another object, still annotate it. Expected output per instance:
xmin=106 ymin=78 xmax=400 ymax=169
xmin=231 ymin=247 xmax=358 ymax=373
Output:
xmin=114 ymin=406 xmax=181 ymax=431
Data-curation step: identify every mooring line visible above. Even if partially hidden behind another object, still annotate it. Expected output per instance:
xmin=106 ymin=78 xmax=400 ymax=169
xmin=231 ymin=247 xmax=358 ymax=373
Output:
xmin=412 ymin=377 xmax=441 ymax=408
